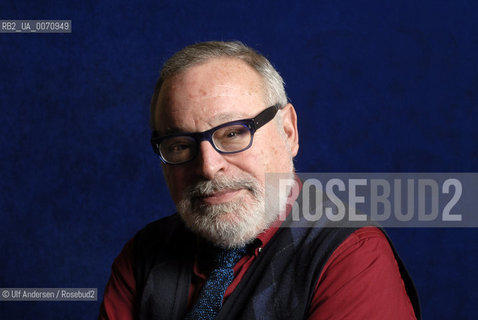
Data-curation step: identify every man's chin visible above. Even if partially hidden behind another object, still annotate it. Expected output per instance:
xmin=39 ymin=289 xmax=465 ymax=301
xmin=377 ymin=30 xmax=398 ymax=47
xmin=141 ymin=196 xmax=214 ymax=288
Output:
xmin=178 ymin=207 xmax=266 ymax=248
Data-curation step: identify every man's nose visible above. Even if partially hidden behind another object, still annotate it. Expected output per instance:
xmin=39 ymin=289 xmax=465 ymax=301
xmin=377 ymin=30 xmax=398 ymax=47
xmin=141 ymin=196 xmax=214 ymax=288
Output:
xmin=194 ymin=140 xmax=228 ymax=179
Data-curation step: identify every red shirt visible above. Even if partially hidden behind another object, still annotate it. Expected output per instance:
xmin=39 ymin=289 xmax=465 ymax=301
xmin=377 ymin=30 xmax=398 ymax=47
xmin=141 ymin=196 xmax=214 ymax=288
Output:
xmin=99 ymin=225 xmax=416 ymax=319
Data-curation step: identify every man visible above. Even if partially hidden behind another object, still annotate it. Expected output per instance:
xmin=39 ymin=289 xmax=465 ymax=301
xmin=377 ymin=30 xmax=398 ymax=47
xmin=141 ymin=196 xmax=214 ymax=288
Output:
xmin=99 ymin=41 xmax=421 ymax=319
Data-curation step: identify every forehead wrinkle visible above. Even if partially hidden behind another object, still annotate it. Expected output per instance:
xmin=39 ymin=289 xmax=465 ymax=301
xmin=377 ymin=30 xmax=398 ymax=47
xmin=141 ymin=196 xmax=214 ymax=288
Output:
xmin=186 ymin=84 xmax=258 ymax=103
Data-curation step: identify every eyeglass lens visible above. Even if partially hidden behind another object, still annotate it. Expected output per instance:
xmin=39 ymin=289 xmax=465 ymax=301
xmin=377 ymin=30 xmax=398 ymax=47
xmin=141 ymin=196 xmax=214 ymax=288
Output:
xmin=160 ymin=123 xmax=252 ymax=163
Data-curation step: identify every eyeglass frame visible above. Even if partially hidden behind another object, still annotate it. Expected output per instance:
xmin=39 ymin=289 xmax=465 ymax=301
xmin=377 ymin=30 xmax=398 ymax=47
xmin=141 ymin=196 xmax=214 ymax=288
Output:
xmin=151 ymin=104 xmax=283 ymax=165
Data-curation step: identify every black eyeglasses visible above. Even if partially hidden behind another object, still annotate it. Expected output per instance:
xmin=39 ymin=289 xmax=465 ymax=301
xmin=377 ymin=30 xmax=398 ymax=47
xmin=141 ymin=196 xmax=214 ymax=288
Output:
xmin=151 ymin=104 xmax=282 ymax=165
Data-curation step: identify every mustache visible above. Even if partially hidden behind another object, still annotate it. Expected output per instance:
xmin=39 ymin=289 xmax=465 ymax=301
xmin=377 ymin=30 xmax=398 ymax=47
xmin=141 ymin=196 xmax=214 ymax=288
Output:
xmin=185 ymin=175 xmax=261 ymax=199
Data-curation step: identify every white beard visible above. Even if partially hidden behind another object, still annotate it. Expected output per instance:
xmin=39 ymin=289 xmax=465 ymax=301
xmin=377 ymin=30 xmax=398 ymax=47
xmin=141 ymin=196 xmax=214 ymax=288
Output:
xmin=176 ymin=173 xmax=280 ymax=248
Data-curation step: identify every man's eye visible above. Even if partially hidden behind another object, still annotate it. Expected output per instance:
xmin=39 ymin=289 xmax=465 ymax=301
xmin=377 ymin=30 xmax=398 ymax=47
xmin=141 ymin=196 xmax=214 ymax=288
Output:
xmin=168 ymin=144 xmax=190 ymax=152
xmin=223 ymin=127 xmax=248 ymax=138
xmin=226 ymin=131 xmax=240 ymax=138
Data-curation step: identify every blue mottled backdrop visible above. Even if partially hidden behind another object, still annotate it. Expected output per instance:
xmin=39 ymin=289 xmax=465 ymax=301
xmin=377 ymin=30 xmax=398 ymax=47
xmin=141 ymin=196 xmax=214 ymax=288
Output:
xmin=1 ymin=0 xmax=477 ymax=319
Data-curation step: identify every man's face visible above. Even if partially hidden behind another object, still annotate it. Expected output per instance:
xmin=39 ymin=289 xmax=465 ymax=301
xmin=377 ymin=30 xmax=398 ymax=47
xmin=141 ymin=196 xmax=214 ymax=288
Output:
xmin=153 ymin=57 xmax=299 ymax=247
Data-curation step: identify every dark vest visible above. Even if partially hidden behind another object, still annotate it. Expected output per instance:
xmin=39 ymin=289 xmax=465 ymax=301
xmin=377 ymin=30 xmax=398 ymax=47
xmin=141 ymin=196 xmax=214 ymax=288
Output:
xmin=133 ymin=213 xmax=421 ymax=320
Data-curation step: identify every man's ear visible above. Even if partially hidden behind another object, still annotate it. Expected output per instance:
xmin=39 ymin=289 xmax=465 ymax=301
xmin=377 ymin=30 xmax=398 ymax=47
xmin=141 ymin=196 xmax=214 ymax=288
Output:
xmin=280 ymin=103 xmax=299 ymax=157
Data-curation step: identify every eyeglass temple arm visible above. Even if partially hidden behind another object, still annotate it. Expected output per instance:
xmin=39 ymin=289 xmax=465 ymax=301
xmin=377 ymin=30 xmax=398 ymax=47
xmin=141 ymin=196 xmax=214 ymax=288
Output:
xmin=253 ymin=104 xmax=282 ymax=129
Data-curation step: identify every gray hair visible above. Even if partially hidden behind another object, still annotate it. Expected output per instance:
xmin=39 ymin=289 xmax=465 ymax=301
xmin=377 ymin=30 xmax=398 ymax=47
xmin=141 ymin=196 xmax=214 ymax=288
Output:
xmin=150 ymin=41 xmax=288 ymax=128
